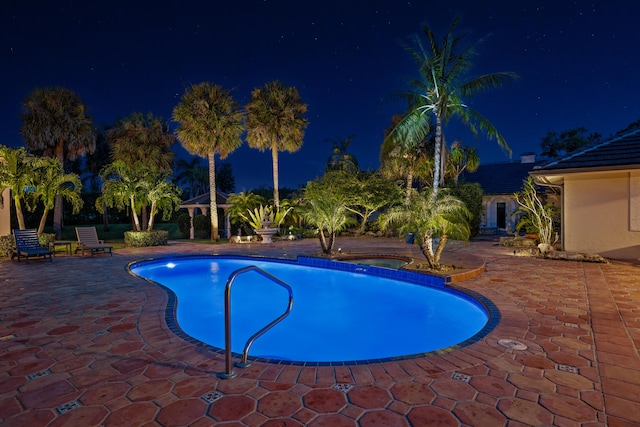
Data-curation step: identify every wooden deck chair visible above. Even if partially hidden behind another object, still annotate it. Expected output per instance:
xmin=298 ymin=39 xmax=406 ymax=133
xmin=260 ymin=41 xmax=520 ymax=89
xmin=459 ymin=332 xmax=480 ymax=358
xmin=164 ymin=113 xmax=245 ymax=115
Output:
xmin=75 ymin=226 xmax=113 ymax=257
xmin=13 ymin=229 xmax=53 ymax=264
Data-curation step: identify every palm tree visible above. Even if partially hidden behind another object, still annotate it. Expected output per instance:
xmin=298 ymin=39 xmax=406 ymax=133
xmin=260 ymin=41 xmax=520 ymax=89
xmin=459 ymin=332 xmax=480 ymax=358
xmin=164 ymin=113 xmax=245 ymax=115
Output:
xmin=245 ymin=80 xmax=308 ymax=209
xmin=380 ymin=191 xmax=471 ymax=269
xmin=381 ymin=115 xmax=433 ymax=204
xmin=107 ymin=112 xmax=175 ymax=230
xmin=28 ymin=157 xmax=83 ymax=235
xmin=20 ymin=87 xmax=95 ymax=237
xmin=326 ymin=135 xmax=359 ymax=174
xmin=173 ymin=83 xmax=244 ymax=240
xmin=227 ymin=191 xmax=267 ymax=235
xmin=387 ymin=17 xmax=517 ymax=200
xmin=447 ymin=141 xmax=480 ymax=184
xmin=175 ymin=157 xmax=209 ymax=199
xmin=0 ymin=146 xmax=32 ymax=230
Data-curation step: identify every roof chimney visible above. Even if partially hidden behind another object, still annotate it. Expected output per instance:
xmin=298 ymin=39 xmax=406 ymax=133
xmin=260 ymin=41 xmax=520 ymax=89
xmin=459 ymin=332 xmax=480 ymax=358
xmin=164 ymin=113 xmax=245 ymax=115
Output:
xmin=520 ymin=152 xmax=536 ymax=164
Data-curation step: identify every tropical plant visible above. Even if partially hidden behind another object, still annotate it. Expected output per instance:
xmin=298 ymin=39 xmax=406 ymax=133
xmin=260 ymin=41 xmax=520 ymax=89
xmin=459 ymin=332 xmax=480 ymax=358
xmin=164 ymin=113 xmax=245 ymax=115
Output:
xmin=107 ymin=112 xmax=175 ymax=230
xmin=227 ymin=191 xmax=267 ymax=235
xmin=513 ymin=177 xmax=557 ymax=250
xmin=447 ymin=141 xmax=480 ymax=184
xmin=175 ymin=157 xmax=209 ymax=199
xmin=173 ymin=82 xmax=244 ymax=240
xmin=97 ymin=161 xmax=181 ymax=231
xmin=245 ymin=80 xmax=308 ymax=209
xmin=381 ymin=114 xmax=434 ymax=204
xmin=20 ymin=86 xmax=96 ymax=237
xmin=387 ymin=17 xmax=517 ymax=200
xmin=240 ymin=204 xmax=292 ymax=231
xmin=380 ymin=191 xmax=471 ymax=269
xmin=326 ymin=135 xmax=359 ymax=174
xmin=0 ymin=146 xmax=33 ymax=229
xmin=303 ymin=177 xmax=356 ymax=254
xmin=27 ymin=157 xmax=83 ymax=235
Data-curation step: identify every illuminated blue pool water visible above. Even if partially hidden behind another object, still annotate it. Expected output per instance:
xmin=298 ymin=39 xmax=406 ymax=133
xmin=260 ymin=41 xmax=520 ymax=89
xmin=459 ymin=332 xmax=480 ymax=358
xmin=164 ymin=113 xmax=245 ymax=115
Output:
xmin=129 ymin=256 xmax=496 ymax=363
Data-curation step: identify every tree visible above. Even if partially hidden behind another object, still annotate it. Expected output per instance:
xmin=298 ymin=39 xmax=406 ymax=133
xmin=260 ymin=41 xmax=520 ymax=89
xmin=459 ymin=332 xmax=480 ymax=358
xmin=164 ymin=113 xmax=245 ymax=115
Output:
xmin=0 ymin=146 xmax=32 ymax=230
xmin=303 ymin=176 xmax=356 ymax=254
xmin=227 ymin=191 xmax=267 ymax=235
xmin=514 ymin=177 xmax=558 ymax=250
xmin=245 ymin=80 xmax=308 ymax=209
xmin=387 ymin=17 xmax=517 ymax=200
xmin=28 ymin=157 xmax=83 ymax=235
xmin=97 ymin=161 xmax=181 ymax=231
xmin=175 ymin=157 xmax=209 ymax=199
xmin=216 ymin=161 xmax=235 ymax=194
xmin=447 ymin=141 xmax=480 ymax=184
xmin=173 ymin=83 xmax=244 ymax=240
xmin=326 ymin=135 xmax=359 ymax=174
xmin=380 ymin=191 xmax=471 ymax=269
xmin=381 ymin=114 xmax=434 ymax=204
xmin=540 ymin=127 xmax=601 ymax=158
xmin=107 ymin=112 xmax=175 ymax=230
xmin=21 ymin=87 xmax=96 ymax=237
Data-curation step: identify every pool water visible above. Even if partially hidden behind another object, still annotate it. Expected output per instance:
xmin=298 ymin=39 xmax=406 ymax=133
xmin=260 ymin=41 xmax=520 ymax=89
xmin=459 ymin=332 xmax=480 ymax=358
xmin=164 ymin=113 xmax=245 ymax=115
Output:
xmin=130 ymin=256 xmax=492 ymax=363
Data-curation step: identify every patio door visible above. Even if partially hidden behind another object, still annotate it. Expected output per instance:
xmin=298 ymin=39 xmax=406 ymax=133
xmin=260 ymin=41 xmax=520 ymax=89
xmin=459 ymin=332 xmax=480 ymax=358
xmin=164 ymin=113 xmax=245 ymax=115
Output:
xmin=496 ymin=202 xmax=506 ymax=229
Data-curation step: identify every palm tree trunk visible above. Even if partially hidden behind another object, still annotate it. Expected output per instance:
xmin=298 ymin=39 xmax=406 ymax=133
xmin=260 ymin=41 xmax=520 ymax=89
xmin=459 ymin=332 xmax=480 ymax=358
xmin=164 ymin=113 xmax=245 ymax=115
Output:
xmin=53 ymin=142 xmax=64 ymax=239
xmin=433 ymin=234 xmax=448 ymax=267
xmin=208 ymin=152 xmax=220 ymax=240
xmin=130 ymin=195 xmax=142 ymax=231
xmin=37 ymin=207 xmax=49 ymax=235
xmin=405 ymin=169 xmax=413 ymax=205
xmin=432 ymin=116 xmax=443 ymax=201
xmin=420 ymin=231 xmax=438 ymax=269
xmin=271 ymin=144 xmax=280 ymax=209
xmin=102 ymin=202 xmax=110 ymax=232
xmin=13 ymin=196 xmax=26 ymax=230
xmin=147 ymin=202 xmax=156 ymax=231
xmin=141 ymin=205 xmax=149 ymax=231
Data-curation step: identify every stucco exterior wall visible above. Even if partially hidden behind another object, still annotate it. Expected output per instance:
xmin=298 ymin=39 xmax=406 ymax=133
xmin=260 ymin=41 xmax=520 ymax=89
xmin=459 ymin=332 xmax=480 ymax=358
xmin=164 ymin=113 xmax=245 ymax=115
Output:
xmin=0 ymin=188 xmax=10 ymax=236
xmin=563 ymin=170 xmax=640 ymax=259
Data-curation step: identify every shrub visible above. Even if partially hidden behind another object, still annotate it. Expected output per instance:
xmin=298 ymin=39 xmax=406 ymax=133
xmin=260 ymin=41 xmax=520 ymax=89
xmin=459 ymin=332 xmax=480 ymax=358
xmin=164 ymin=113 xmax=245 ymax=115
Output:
xmin=124 ymin=230 xmax=169 ymax=247
xmin=193 ymin=215 xmax=211 ymax=239
xmin=177 ymin=213 xmax=191 ymax=239
xmin=0 ymin=235 xmax=14 ymax=258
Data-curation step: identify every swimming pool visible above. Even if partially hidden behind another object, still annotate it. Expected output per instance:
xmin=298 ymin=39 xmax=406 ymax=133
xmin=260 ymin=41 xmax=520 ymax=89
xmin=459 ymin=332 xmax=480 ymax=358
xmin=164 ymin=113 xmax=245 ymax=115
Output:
xmin=129 ymin=255 xmax=498 ymax=363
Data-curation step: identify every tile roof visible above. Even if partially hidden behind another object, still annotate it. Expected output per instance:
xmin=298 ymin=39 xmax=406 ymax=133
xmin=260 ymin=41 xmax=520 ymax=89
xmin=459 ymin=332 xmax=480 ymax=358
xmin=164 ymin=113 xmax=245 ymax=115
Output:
xmin=462 ymin=160 xmax=546 ymax=195
xmin=533 ymin=128 xmax=640 ymax=172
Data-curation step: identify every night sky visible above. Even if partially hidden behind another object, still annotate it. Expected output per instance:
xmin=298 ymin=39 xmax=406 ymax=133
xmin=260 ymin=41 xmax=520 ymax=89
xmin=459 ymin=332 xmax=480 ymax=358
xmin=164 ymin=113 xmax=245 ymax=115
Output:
xmin=2 ymin=1 xmax=639 ymax=190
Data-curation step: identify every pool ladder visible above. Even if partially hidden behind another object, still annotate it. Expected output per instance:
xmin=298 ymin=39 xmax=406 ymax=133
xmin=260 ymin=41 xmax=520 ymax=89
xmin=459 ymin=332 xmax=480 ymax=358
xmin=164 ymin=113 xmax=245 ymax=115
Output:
xmin=218 ymin=265 xmax=294 ymax=379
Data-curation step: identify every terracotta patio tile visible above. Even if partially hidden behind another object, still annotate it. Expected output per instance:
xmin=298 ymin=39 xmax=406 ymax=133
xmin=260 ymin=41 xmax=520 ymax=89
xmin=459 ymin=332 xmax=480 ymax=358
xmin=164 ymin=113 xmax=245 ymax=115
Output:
xmin=347 ymin=384 xmax=391 ymax=409
xmin=497 ymin=397 xmax=554 ymax=426
xmin=390 ymin=381 xmax=435 ymax=405
xmin=453 ymin=401 xmax=506 ymax=426
xmin=127 ymin=379 xmax=173 ymax=401
xmin=80 ymin=381 xmax=130 ymax=405
xmin=469 ymin=375 xmax=516 ymax=397
xmin=156 ymin=399 xmax=209 ymax=426
xmin=257 ymin=390 xmax=302 ymax=417
xmin=173 ymin=377 xmax=218 ymax=398
xmin=544 ymin=369 xmax=594 ymax=391
xmin=307 ymin=413 xmax=357 ymax=427
xmin=262 ymin=418 xmax=304 ymax=427
xmin=359 ymin=409 xmax=409 ymax=427
xmin=507 ymin=371 xmax=556 ymax=394
xmin=304 ymin=388 xmax=347 ymax=413
xmin=18 ymin=379 xmax=81 ymax=409
xmin=208 ymin=394 xmax=255 ymax=422
xmin=431 ymin=377 xmax=477 ymax=400
xmin=407 ymin=405 xmax=459 ymax=426
xmin=48 ymin=406 xmax=109 ymax=427
xmin=0 ymin=397 xmax=22 ymax=419
xmin=104 ymin=402 xmax=159 ymax=427
xmin=539 ymin=393 xmax=597 ymax=422
xmin=603 ymin=395 xmax=640 ymax=423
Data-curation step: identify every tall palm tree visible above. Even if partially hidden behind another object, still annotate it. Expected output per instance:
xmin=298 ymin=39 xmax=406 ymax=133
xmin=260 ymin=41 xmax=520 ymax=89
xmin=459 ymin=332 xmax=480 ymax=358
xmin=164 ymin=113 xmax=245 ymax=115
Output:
xmin=20 ymin=87 xmax=95 ymax=237
xmin=447 ymin=141 xmax=480 ymax=184
xmin=387 ymin=17 xmax=517 ymax=200
xmin=173 ymin=83 xmax=244 ymax=240
xmin=175 ymin=157 xmax=209 ymax=199
xmin=245 ymin=81 xmax=308 ymax=209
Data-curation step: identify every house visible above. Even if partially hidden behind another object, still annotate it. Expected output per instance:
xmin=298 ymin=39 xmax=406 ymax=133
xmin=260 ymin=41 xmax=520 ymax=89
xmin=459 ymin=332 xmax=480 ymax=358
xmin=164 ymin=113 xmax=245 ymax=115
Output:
xmin=530 ymin=128 xmax=640 ymax=260
xmin=0 ymin=188 xmax=10 ymax=236
xmin=463 ymin=153 xmax=550 ymax=234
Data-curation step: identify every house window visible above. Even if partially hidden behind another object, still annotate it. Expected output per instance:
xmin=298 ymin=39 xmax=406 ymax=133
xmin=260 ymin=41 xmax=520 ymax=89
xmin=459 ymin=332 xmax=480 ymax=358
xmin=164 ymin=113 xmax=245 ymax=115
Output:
xmin=496 ymin=202 xmax=506 ymax=229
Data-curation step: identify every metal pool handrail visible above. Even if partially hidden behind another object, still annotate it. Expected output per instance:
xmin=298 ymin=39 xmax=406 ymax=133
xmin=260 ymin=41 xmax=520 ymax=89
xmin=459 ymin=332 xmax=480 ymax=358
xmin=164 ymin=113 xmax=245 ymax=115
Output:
xmin=217 ymin=265 xmax=294 ymax=379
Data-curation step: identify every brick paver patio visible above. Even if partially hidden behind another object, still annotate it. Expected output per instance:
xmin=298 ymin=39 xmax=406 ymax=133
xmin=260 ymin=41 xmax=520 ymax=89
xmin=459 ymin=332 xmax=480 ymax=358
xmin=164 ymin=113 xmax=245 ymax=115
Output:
xmin=1 ymin=237 xmax=639 ymax=426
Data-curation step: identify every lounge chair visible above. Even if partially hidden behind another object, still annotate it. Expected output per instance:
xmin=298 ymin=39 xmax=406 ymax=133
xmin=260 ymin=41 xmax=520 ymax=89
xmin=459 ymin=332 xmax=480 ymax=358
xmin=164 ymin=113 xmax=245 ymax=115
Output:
xmin=75 ymin=226 xmax=113 ymax=257
xmin=13 ymin=229 xmax=53 ymax=264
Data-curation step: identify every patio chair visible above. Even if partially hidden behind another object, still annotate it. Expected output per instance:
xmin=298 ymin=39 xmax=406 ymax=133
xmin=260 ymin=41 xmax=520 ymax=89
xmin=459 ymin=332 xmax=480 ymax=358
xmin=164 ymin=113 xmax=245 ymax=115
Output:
xmin=13 ymin=229 xmax=53 ymax=264
xmin=75 ymin=226 xmax=113 ymax=257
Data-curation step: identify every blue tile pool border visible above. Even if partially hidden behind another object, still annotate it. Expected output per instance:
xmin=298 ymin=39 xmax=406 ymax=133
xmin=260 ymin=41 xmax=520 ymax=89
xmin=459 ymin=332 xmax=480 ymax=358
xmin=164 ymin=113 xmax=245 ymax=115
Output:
xmin=127 ymin=254 xmax=500 ymax=367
